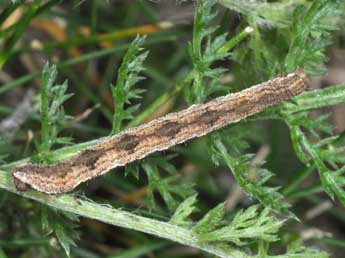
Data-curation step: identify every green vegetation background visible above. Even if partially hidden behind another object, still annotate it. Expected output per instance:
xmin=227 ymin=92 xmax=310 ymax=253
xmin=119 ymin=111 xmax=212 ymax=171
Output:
xmin=0 ymin=0 xmax=345 ymax=257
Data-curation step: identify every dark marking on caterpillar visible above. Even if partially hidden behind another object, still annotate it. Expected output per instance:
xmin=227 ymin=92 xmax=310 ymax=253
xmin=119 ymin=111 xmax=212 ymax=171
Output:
xmin=115 ymin=134 xmax=141 ymax=152
xmin=197 ymin=109 xmax=224 ymax=126
xmin=72 ymin=148 xmax=104 ymax=170
xmin=155 ymin=121 xmax=184 ymax=138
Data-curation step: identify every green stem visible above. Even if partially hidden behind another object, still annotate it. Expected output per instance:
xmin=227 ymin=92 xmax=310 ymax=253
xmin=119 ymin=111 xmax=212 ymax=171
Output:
xmin=286 ymin=185 xmax=324 ymax=198
xmin=107 ymin=241 xmax=169 ymax=258
xmin=283 ymin=83 xmax=345 ymax=114
xmin=289 ymin=125 xmax=311 ymax=165
xmin=282 ymin=166 xmax=315 ymax=195
xmin=0 ymin=169 xmax=249 ymax=258
xmin=40 ymin=67 xmax=50 ymax=156
xmin=217 ymin=26 xmax=254 ymax=55
xmin=253 ymin=83 xmax=345 ymax=121
xmin=293 ymin=126 xmax=333 ymax=195
xmin=213 ymin=135 xmax=245 ymax=186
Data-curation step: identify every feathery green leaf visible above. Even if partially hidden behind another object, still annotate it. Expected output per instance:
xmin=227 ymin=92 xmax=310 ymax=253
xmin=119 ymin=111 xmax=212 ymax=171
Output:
xmin=33 ymin=63 xmax=73 ymax=163
xmin=111 ymin=35 xmax=148 ymax=134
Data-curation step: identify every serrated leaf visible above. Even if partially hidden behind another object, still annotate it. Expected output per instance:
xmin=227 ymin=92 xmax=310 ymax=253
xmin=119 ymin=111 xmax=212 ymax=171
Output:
xmin=212 ymin=133 xmax=296 ymax=218
xmin=111 ymin=35 xmax=148 ymax=134
xmin=142 ymin=162 xmax=179 ymax=211
xmin=219 ymin=0 xmax=299 ymax=28
xmin=288 ymin=122 xmax=345 ymax=205
xmin=193 ymin=202 xmax=225 ymax=234
xmin=40 ymin=207 xmax=79 ymax=257
xmin=196 ymin=205 xmax=283 ymax=245
xmin=286 ymin=240 xmax=329 ymax=258
xmin=188 ymin=0 xmax=230 ymax=104
xmin=170 ymin=194 xmax=198 ymax=227
xmin=53 ymin=222 xmax=76 ymax=257
xmin=285 ymin=0 xmax=341 ymax=75
xmin=125 ymin=163 xmax=140 ymax=179
xmin=40 ymin=205 xmax=49 ymax=231
xmin=142 ymin=158 xmax=194 ymax=211
xmin=35 ymin=63 xmax=74 ymax=163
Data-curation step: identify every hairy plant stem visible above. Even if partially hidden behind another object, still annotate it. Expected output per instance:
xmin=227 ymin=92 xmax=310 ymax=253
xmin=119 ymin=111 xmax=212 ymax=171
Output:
xmin=0 ymin=169 xmax=248 ymax=258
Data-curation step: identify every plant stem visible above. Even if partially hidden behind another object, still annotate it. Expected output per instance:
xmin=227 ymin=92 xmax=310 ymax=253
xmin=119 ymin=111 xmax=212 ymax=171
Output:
xmin=0 ymin=239 xmax=50 ymax=248
xmin=284 ymin=83 xmax=345 ymax=114
xmin=286 ymin=185 xmax=324 ymax=198
xmin=282 ymin=166 xmax=315 ymax=195
xmin=254 ymin=83 xmax=345 ymax=121
xmin=40 ymin=66 xmax=51 ymax=156
xmin=217 ymin=26 xmax=254 ymax=55
xmin=0 ymin=169 xmax=249 ymax=258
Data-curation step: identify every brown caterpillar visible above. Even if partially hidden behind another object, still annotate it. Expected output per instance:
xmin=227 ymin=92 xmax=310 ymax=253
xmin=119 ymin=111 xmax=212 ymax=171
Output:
xmin=12 ymin=70 xmax=309 ymax=194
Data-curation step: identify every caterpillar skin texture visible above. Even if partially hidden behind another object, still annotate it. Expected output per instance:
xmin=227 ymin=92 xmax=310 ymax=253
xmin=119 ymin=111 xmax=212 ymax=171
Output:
xmin=12 ymin=70 xmax=309 ymax=194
